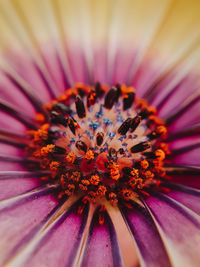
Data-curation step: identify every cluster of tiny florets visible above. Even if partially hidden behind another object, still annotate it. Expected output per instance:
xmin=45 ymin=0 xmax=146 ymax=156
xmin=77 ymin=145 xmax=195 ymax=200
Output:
xmin=27 ymin=83 xmax=170 ymax=206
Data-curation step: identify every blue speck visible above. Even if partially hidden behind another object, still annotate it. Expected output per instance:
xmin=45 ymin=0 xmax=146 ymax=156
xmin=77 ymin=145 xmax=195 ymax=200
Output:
xmin=95 ymin=105 xmax=103 ymax=118
xmin=103 ymin=118 xmax=112 ymax=125
xmin=108 ymin=132 xmax=116 ymax=139
xmin=119 ymin=135 xmax=126 ymax=141
xmin=122 ymin=143 xmax=127 ymax=147
xmin=117 ymin=115 xmax=124 ymax=122
xmin=89 ymin=122 xmax=99 ymax=130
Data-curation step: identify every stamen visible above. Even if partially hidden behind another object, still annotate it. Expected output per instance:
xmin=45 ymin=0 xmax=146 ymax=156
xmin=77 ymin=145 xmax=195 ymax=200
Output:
xmin=131 ymin=142 xmax=151 ymax=153
xmin=96 ymin=132 xmax=104 ymax=146
xmin=130 ymin=115 xmax=141 ymax=132
xmin=75 ymin=95 xmax=86 ymax=118
xmin=76 ymin=141 xmax=87 ymax=153
xmin=123 ymin=91 xmax=135 ymax=110
xmin=104 ymin=87 xmax=118 ymax=109
xmin=118 ymin=118 xmax=133 ymax=135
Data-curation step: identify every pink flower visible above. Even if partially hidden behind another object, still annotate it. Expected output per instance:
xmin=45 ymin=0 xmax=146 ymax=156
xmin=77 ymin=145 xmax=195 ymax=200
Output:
xmin=0 ymin=1 xmax=199 ymax=267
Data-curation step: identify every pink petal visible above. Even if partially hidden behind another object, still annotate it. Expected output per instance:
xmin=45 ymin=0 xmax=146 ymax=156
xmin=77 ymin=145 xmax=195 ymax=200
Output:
xmin=80 ymin=206 xmax=123 ymax=267
xmin=120 ymin=201 xmax=171 ymax=267
xmin=0 ymin=185 xmax=57 ymax=266
xmin=144 ymin=193 xmax=200 ymax=266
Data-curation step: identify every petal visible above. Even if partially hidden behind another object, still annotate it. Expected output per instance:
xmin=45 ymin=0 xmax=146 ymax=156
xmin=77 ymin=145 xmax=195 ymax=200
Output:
xmin=80 ymin=206 xmax=123 ymax=267
xmin=15 ymin=198 xmax=89 ymax=267
xmin=164 ymin=183 xmax=200 ymax=215
xmin=168 ymin=136 xmax=200 ymax=165
xmin=120 ymin=201 xmax=171 ymax=267
xmin=0 ymin=185 xmax=58 ymax=265
xmin=143 ymin=192 xmax=200 ymax=266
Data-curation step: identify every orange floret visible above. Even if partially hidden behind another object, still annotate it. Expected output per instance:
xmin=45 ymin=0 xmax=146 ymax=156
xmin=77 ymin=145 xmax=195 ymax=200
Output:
xmin=40 ymin=144 xmax=55 ymax=156
xmin=85 ymin=150 xmax=95 ymax=161
xmin=90 ymin=174 xmax=100 ymax=185
xmin=66 ymin=152 xmax=76 ymax=164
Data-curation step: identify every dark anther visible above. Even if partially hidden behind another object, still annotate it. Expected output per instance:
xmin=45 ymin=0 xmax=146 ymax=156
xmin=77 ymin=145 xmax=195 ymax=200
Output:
xmin=118 ymin=118 xmax=133 ymax=135
xmin=138 ymin=108 xmax=148 ymax=119
xmin=96 ymin=132 xmax=104 ymax=146
xmin=67 ymin=116 xmax=77 ymax=135
xmin=131 ymin=141 xmax=151 ymax=153
xmin=104 ymin=87 xmax=118 ymax=109
xmin=76 ymin=141 xmax=87 ymax=153
xmin=95 ymin=82 xmax=104 ymax=97
xmin=118 ymin=148 xmax=125 ymax=154
xmin=77 ymin=88 xmax=86 ymax=97
xmin=53 ymin=145 xmax=66 ymax=154
xmin=108 ymin=147 xmax=117 ymax=161
xmin=139 ymin=108 xmax=154 ymax=120
xmin=87 ymin=90 xmax=97 ymax=107
xmin=130 ymin=116 xmax=141 ymax=132
xmin=147 ymin=131 xmax=161 ymax=140
xmin=50 ymin=111 xmax=68 ymax=127
xmin=143 ymin=152 xmax=158 ymax=159
xmin=48 ymin=128 xmax=60 ymax=140
xmin=75 ymin=95 xmax=86 ymax=118
xmin=123 ymin=92 xmax=135 ymax=110
xmin=52 ymin=103 xmax=72 ymax=115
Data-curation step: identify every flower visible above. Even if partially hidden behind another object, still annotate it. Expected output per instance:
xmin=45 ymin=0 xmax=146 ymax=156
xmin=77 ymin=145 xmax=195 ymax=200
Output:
xmin=0 ymin=0 xmax=200 ymax=266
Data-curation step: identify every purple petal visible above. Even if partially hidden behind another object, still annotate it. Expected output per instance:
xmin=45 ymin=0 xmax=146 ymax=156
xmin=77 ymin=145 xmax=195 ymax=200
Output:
xmin=0 ymin=99 xmax=36 ymax=129
xmin=4 ymin=50 xmax=53 ymax=102
xmin=39 ymin=44 xmax=71 ymax=92
xmin=0 ymin=72 xmax=36 ymax=117
xmin=120 ymin=201 xmax=171 ymax=267
xmin=166 ymin=95 xmax=200 ymax=132
xmin=143 ymin=192 xmax=200 ymax=266
xmin=168 ymin=136 xmax=200 ymax=165
xmin=167 ymin=174 xmax=200 ymax=189
xmin=0 ymin=188 xmax=57 ymax=265
xmin=0 ymin=112 xmax=27 ymax=133
xmin=0 ymin=143 xmax=24 ymax=156
xmin=12 ymin=198 xmax=89 ymax=267
xmin=171 ymin=147 xmax=200 ymax=165
xmin=80 ymin=206 xmax=123 ymax=267
xmin=0 ymin=176 xmax=39 ymax=200
xmin=163 ymin=183 xmax=200 ymax=215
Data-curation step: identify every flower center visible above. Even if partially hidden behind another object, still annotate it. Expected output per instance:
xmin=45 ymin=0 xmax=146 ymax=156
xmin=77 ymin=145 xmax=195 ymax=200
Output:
xmin=27 ymin=83 xmax=170 ymax=205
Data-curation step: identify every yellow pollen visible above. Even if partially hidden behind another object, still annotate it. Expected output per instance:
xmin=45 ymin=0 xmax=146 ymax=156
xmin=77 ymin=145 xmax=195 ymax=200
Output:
xmin=85 ymin=150 xmax=94 ymax=160
xmin=108 ymin=192 xmax=118 ymax=206
xmin=40 ymin=144 xmax=55 ymax=156
xmin=70 ymin=171 xmax=81 ymax=182
xmin=90 ymin=174 xmax=100 ymax=185
xmin=121 ymin=189 xmax=132 ymax=201
xmin=140 ymin=160 xmax=149 ymax=170
xmin=50 ymin=161 xmax=60 ymax=171
xmin=155 ymin=149 xmax=165 ymax=160
xmin=66 ymin=153 xmax=76 ymax=163
xmin=144 ymin=170 xmax=154 ymax=180
xmin=97 ymin=185 xmax=107 ymax=197
xmin=130 ymin=169 xmax=139 ymax=178
xmin=65 ymin=184 xmax=75 ymax=196
xmin=156 ymin=125 xmax=167 ymax=136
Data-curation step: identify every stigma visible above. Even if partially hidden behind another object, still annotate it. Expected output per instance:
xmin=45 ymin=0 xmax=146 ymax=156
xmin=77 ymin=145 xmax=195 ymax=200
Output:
xmin=27 ymin=83 xmax=170 ymax=206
